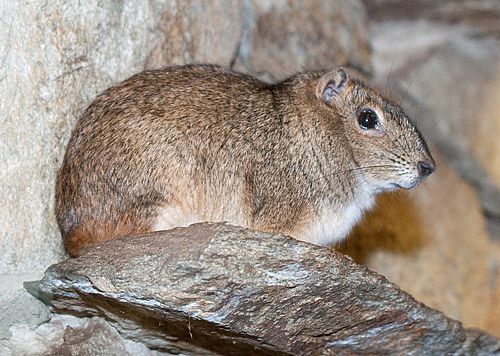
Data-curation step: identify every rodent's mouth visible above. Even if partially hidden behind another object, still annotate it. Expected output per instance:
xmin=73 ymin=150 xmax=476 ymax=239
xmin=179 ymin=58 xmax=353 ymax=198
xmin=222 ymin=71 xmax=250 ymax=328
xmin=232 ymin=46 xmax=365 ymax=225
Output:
xmin=385 ymin=181 xmax=416 ymax=190
xmin=389 ymin=182 xmax=407 ymax=190
xmin=399 ymin=184 xmax=414 ymax=190
xmin=394 ymin=179 xmax=422 ymax=190
xmin=376 ymin=181 xmax=419 ymax=192
xmin=374 ymin=182 xmax=401 ymax=193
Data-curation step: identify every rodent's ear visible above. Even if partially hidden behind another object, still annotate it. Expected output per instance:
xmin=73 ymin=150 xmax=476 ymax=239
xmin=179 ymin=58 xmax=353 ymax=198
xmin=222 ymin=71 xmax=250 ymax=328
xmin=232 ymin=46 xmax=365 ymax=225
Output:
xmin=316 ymin=68 xmax=348 ymax=104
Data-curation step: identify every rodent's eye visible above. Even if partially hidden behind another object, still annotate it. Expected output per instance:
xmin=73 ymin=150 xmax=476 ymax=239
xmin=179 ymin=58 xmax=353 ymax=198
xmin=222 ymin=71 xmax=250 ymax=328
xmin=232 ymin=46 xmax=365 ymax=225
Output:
xmin=357 ymin=109 xmax=380 ymax=130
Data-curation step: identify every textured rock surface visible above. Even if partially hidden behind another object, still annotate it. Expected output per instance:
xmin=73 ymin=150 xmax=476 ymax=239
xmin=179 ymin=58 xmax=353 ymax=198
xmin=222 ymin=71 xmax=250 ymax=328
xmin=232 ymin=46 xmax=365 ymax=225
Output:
xmin=340 ymin=151 xmax=500 ymax=336
xmin=0 ymin=315 xmax=164 ymax=356
xmin=0 ymin=275 xmax=50 ymax=340
xmin=361 ymin=0 xmax=500 ymax=36
xmin=145 ymin=0 xmax=242 ymax=69
xmin=234 ymin=0 xmax=372 ymax=81
xmin=27 ymin=223 xmax=500 ymax=355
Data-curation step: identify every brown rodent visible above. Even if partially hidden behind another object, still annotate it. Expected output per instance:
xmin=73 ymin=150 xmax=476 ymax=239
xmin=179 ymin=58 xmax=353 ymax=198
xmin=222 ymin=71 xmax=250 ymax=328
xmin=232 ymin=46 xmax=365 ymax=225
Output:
xmin=56 ymin=64 xmax=435 ymax=257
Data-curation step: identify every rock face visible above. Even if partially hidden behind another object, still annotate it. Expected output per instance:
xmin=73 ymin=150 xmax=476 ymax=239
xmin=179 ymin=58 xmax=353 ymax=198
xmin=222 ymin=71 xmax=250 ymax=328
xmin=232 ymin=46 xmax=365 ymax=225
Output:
xmin=234 ymin=0 xmax=372 ymax=81
xmin=145 ymin=0 xmax=243 ymax=69
xmin=0 ymin=314 xmax=163 ymax=356
xmin=361 ymin=0 xmax=500 ymax=36
xmin=26 ymin=223 xmax=500 ymax=355
xmin=0 ymin=277 xmax=50 ymax=340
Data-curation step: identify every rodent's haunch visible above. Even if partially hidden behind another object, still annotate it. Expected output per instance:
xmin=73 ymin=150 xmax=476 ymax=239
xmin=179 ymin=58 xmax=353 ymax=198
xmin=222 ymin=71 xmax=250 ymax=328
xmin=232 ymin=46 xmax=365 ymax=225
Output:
xmin=56 ymin=64 xmax=435 ymax=257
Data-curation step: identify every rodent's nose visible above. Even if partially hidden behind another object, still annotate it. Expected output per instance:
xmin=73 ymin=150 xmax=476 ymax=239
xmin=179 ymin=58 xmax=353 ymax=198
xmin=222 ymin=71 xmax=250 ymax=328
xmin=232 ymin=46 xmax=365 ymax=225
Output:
xmin=417 ymin=161 xmax=435 ymax=178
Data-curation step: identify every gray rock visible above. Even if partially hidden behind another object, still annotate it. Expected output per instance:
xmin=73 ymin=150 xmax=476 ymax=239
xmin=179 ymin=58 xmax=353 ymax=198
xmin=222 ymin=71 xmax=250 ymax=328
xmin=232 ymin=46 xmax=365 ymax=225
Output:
xmin=0 ymin=274 xmax=50 ymax=340
xmin=26 ymin=223 xmax=500 ymax=355
xmin=0 ymin=314 xmax=167 ymax=356
xmin=0 ymin=291 xmax=50 ymax=340
xmin=145 ymin=0 xmax=243 ymax=68
xmin=361 ymin=0 xmax=500 ymax=36
xmin=234 ymin=0 xmax=372 ymax=82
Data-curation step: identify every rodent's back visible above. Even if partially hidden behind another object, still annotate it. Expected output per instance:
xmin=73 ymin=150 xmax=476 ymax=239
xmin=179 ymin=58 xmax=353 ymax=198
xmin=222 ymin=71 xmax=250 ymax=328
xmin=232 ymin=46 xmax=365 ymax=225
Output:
xmin=56 ymin=65 xmax=279 ymax=255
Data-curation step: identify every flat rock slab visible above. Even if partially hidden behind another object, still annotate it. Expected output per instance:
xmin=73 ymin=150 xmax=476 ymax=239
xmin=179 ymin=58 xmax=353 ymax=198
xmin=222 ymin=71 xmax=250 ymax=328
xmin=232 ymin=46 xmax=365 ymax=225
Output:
xmin=26 ymin=223 xmax=499 ymax=355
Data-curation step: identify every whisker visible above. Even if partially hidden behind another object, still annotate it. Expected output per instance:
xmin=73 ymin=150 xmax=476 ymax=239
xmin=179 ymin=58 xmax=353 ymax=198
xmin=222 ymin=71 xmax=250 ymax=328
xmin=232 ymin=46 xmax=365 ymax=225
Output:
xmin=357 ymin=139 xmax=412 ymax=165
xmin=385 ymin=52 xmax=397 ymax=97
xmin=400 ymin=68 xmax=420 ymax=106
xmin=310 ymin=164 xmax=399 ymax=184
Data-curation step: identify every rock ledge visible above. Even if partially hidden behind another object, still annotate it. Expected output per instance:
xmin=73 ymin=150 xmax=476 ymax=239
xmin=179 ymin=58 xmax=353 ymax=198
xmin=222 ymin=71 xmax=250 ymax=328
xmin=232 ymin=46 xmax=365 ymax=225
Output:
xmin=26 ymin=223 xmax=499 ymax=355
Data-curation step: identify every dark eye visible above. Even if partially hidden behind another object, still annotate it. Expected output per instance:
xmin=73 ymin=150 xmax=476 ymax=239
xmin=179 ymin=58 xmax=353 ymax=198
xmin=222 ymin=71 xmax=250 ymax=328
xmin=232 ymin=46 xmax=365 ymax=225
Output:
xmin=358 ymin=109 xmax=379 ymax=130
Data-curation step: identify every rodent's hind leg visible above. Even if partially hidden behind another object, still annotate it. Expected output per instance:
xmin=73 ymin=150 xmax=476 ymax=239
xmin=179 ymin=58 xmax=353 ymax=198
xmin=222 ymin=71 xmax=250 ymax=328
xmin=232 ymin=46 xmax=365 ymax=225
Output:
xmin=63 ymin=217 xmax=150 ymax=257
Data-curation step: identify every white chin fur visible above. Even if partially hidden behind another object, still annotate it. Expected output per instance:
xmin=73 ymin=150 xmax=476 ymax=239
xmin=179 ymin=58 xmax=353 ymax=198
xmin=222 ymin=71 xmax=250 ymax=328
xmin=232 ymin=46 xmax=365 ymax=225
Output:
xmin=295 ymin=187 xmax=375 ymax=246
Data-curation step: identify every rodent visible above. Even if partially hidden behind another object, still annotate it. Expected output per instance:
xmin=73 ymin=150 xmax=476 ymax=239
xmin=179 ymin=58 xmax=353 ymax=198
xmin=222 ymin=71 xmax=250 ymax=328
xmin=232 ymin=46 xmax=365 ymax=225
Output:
xmin=55 ymin=64 xmax=435 ymax=257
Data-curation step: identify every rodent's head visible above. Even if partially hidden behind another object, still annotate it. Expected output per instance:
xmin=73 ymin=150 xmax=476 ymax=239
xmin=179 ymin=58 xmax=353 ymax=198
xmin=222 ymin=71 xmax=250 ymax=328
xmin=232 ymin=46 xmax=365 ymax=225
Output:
xmin=315 ymin=67 xmax=435 ymax=191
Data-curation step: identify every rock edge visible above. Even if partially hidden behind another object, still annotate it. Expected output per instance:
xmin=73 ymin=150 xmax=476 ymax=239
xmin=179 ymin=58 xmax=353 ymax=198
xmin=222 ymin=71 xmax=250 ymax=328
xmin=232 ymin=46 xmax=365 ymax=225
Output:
xmin=25 ymin=223 xmax=500 ymax=355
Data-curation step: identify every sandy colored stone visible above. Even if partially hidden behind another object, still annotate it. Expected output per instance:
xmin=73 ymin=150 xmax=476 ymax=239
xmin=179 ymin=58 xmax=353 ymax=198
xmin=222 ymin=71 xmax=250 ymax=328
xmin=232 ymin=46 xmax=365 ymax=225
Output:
xmin=467 ymin=67 xmax=500 ymax=186
xmin=145 ymin=0 xmax=242 ymax=68
xmin=0 ymin=315 xmax=164 ymax=356
xmin=340 ymin=150 xmax=500 ymax=336
xmin=361 ymin=0 xmax=500 ymax=36
xmin=234 ymin=0 xmax=372 ymax=81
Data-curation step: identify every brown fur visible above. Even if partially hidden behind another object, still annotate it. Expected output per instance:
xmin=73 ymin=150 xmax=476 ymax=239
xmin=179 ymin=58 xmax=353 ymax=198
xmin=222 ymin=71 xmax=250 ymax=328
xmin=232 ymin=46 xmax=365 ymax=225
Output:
xmin=56 ymin=64 xmax=434 ymax=256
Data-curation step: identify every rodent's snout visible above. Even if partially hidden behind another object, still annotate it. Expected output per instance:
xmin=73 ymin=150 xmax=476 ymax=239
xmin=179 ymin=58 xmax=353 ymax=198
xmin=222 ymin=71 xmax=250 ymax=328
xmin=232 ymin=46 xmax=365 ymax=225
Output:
xmin=417 ymin=160 xmax=435 ymax=178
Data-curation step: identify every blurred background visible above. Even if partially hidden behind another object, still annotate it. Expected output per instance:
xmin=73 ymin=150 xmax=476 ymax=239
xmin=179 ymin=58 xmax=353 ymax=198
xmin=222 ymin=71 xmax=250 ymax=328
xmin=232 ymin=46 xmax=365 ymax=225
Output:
xmin=342 ymin=0 xmax=500 ymax=336
xmin=0 ymin=0 xmax=498 ymax=343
